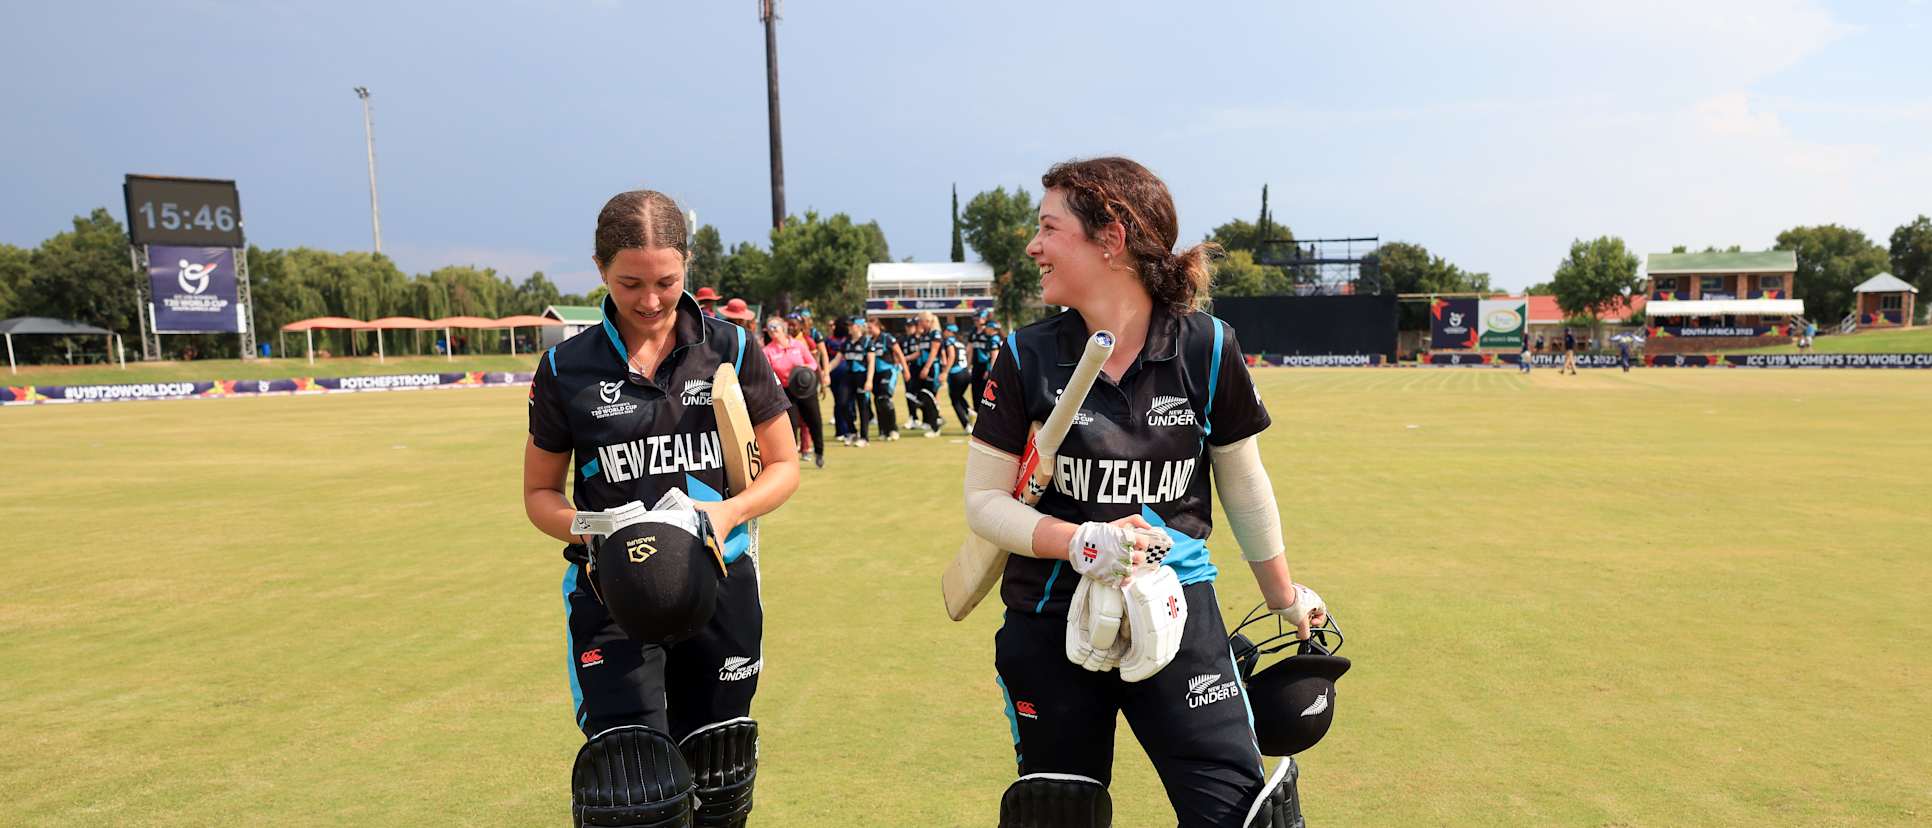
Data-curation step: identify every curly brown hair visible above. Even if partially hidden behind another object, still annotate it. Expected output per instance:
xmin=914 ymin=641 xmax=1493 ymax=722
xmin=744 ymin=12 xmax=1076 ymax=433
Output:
xmin=1041 ymin=157 xmax=1220 ymax=313
xmin=594 ymin=190 xmax=688 ymax=267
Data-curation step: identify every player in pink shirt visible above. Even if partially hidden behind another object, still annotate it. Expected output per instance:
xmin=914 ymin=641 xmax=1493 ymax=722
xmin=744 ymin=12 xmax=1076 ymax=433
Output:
xmin=764 ymin=316 xmax=827 ymax=468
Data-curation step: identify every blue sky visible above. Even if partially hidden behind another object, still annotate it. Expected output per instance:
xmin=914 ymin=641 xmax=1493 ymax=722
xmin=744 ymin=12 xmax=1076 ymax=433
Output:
xmin=3 ymin=1 xmax=1927 ymax=293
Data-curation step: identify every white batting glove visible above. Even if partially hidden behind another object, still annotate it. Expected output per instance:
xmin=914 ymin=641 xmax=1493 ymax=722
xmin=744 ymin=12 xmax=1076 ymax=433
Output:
xmin=1270 ymin=584 xmax=1327 ymax=637
xmin=1067 ymin=521 xmax=1170 ymax=588
xmin=1065 ymin=577 xmax=1128 ymax=672
xmin=1119 ymin=565 xmax=1187 ymax=682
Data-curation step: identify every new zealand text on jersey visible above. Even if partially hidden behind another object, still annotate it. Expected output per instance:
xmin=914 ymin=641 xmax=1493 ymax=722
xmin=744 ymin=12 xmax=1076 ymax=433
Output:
xmin=1052 ymin=455 xmax=1197 ymax=504
xmin=595 ymin=431 xmax=725 ymax=482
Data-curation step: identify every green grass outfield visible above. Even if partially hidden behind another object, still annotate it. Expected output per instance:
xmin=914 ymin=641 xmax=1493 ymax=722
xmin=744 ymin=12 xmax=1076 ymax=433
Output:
xmin=1723 ymin=324 xmax=1932 ymax=355
xmin=4 ymin=354 xmax=541 ymax=386
xmin=3 ymin=369 xmax=1930 ymax=826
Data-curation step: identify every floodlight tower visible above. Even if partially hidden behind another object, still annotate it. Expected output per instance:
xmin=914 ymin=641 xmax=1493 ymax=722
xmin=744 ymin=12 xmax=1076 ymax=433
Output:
xmin=353 ymin=86 xmax=383 ymax=254
xmin=759 ymin=0 xmax=786 ymax=230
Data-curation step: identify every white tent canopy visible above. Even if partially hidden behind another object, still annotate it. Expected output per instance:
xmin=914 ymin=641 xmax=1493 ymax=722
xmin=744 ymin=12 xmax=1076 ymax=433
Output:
xmin=1646 ymin=298 xmax=1805 ymax=318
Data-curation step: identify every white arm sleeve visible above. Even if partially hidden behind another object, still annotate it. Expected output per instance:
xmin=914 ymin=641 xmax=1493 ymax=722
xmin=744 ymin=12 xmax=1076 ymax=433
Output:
xmin=963 ymin=440 xmax=1049 ymax=557
xmin=1209 ymin=435 xmax=1285 ymax=563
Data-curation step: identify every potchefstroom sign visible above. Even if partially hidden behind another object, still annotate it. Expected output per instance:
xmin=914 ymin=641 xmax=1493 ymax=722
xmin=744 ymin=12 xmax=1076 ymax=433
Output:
xmin=148 ymin=245 xmax=242 ymax=333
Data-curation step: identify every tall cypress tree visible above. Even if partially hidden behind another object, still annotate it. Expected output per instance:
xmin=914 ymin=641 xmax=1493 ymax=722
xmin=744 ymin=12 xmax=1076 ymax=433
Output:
xmin=950 ymin=184 xmax=966 ymax=263
xmin=1255 ymin=184 xmax=1272 ymax=242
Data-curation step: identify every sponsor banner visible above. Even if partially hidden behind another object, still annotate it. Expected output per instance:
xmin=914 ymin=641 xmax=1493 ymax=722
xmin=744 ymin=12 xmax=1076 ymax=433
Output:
xmin=1425 ymin=352 xmax=1498 ymax=366
xmin=3 ymin=371 xmax=534 ymax=406
xmin=1861 ymin=311 xmax=1904 ymax=325
xmin=1258 ymin=353 xmax=1386 ymax=367
xmin=1477 ymin=299 xmax=1527 ymax=349
xmin=1644 ymin=354 xmax=1932 ymax=368
xmin=864 ymin=297 xmax=996 ymax=313
xmin=1702 ymin=291 xmax=1737 ymax=300
xmin=1428 ymin=298 xmax=1480 ymax=349
xmin=1648 ymin=325 xmax=1785 ymax=338
xmin=1650 ymin=290 xmax=1685 ymax=301
xmin=148 ymin=245 xmax=242 ymax=333
xmin=1429 ymin=353 xmax=1626 ymax=367
xmin=1748 ymin=289 xmax=1786 ymax=300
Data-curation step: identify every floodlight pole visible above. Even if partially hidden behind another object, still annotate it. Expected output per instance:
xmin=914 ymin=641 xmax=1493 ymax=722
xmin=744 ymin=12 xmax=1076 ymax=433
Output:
xmin=759 ymin=0 xmax=786 ymax=230
xmin=354 ymin=86 xmax=383 ymax=254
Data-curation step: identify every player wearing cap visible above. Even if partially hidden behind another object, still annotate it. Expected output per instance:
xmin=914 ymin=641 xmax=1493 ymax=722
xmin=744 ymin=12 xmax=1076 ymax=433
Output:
xmin=942 ymin=323 xmax=973 ymax=433
xmin=524 ymin=190 xmax=801 ymax=827
xmin=865 ymin=317 xmax=905 ymax=440
xmin=831 ymin=317 xmax=875 ymax=447
xmin=962 ymin=158 xmax=1325 ymax=827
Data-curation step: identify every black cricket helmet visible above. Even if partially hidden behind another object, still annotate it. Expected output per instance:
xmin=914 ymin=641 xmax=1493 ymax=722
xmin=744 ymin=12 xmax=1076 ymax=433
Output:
xmin=593 ymin=507 xmax=728 ymax=645
xmin=1229 ymin=603 xmax=1350 ymax=757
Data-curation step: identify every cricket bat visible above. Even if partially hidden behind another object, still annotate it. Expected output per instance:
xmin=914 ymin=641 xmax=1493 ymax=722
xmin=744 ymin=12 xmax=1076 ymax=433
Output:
xmin=713 ymin=362 xmax=761 ymax=496
xmin=941 ymin=330 xmax=1115 ymax=621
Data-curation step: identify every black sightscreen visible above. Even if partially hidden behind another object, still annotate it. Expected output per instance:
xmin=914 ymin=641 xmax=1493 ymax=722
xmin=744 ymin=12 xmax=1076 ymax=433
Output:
xmin=1208 ymin=295 xmax=1397 ymax=358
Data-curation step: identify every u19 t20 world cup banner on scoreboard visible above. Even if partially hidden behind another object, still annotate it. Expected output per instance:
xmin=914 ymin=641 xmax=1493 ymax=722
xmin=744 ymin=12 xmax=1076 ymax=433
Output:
xmin=149 ymin=245 xmax=242 ymax=333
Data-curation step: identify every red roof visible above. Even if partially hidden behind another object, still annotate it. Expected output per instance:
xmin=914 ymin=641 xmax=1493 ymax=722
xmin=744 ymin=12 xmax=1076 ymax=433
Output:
xmin=1522 ymin=294 xmax=1645 ymax=324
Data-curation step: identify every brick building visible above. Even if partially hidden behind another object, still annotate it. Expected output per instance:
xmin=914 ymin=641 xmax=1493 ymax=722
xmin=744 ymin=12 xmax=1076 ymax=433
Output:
xmin=1643 ymin=250 xmax=1804 ymax=353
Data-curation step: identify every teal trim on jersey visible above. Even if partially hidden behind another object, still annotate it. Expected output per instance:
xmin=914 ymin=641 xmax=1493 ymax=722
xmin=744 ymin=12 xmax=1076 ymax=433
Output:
xmin=1007 ymin=333 xmax=1021 ymax=370
xmin=580 ymin=457 xmax=600 ymax=480
xmin=1034 ymin=561 xmax=1064 ymax=614
xmin=546 ymin=347 xmax=557 ymax=376
xmin=1204 ymin=316 xmax=1225 ymax=438
xmin=996 ymin=675 xmax=1024 ymax=768
xmin=1228 ymin=644 xmax=1263 ymax=770
xmin=1142 ymin=504 xmax=1216 ymax=585
xmin=600 ymin=314 xmax=629 ymax=364
xmin=733 ymin=325 xmax=746 ymax=373
xmin=685 ymin=473 xmax=750 ymax=563
xmin=563 ymin=564 xmax=587 ymax=727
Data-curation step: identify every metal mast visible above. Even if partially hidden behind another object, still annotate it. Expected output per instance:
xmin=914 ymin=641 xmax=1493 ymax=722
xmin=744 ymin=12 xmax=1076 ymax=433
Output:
xmin=354 ymin=86 xmax=383 ymax=253
xmin=759 ymin=1 xmax=786 ymax=229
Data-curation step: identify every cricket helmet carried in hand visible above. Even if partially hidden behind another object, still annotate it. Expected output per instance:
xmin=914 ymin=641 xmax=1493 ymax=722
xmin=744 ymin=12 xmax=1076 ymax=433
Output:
xmin=1230 ymin=604 xmax=1350 ymax=757
xmin=592 ymin=502 xmax=728 ymax=645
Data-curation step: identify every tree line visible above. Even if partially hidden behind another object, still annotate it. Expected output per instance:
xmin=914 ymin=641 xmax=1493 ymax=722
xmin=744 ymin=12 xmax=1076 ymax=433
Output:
xmin=7 ymin=199 xmax=1924 ymax=361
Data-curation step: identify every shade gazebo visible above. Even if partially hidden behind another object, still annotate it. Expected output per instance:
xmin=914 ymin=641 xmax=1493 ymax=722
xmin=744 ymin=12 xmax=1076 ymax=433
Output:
xmin=427 ymin=316 xmax=499 ymax=361
xmin=2 ymin=316 xmax=123 ymax=374
xmin=363 ymin=316 xmax=440 ymax=362
xmin=280 ymin=317 xmax=368 ymax=365
xmin=485 ymin=314 xmax=564 ymax=355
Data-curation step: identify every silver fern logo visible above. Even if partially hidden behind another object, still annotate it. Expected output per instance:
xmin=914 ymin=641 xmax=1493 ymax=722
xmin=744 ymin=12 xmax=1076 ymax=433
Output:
xmin=681 ymin=378 xmax=713 ymax=406
xmin=719 ymin=655 xmax=762 ymax=682
xmin=1300 ymin=689 xmax=1329 ymax=717
xmin=1186 ymin=672 xmax=1241 ymax=709
xmin=1147 ymin=395 xmax=1197 ymax=427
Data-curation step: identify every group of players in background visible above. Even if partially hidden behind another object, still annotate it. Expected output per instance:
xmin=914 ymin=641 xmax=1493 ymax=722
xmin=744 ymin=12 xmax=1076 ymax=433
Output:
xmin=732 ymin=306 xmax=1003 ymax=453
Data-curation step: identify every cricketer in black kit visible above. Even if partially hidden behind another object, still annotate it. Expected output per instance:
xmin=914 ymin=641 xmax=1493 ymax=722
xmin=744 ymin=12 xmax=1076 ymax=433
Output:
xmin=974 ymin=307 xmax=1276 ymax=824
xmin=530 ymin=290 xmax=790 ymax=738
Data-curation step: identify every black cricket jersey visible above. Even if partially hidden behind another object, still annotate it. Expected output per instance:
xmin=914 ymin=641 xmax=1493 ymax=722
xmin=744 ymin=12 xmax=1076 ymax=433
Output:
xmin=944 ymin=335 xmax=967 ymax=374
xmin=973 ymin=308 xmax=1270 ymax=616
xmin=870 ymin=333 xmax=899 ymax=375
xmin=911 ymin=330 xmax=940 ymax=373
xmin=840 ymin=335 xmax=872 ymax=374
xmin=530 ymin=293 xmax=790 ymax=565
xmin=971 ymin=329 xmax=998 ymax=369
